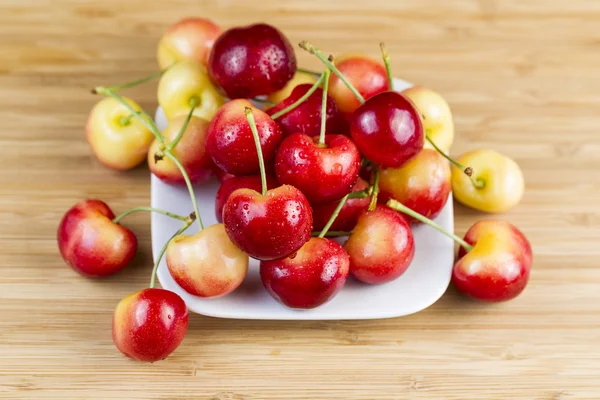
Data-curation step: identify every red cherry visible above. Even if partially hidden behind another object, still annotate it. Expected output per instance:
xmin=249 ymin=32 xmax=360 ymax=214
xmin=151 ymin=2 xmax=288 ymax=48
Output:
xmin=266 ymin=83 xmax=347 ymax=137
xmin=274 ymin=133 xmax=361 ymax=204
xmin=208 ymin=23 xmax=296 ymax=99
xmin=206 ymin=99 xmax=283 ymax=176
xmin=350 ymin=91 xmax=424 ymax=168
xmin=260 ymin=237 xmax=349 ymax=309
xmin=112 ymin=288 xmax=188 ymax=362
xmin=312 ymin=177 xmax=370 ymax=232
xmin=453 ymin=220 xmax=532 ymax=302
xmin=57 ymin=200 xmax=137 ymax=278
xmin=344 ymin=205 xmax=415 ymax=284
xmin=222 ymin=185 xmax=312 ymax=260
xmin=214 ymin=174 xmax=279 ymax=222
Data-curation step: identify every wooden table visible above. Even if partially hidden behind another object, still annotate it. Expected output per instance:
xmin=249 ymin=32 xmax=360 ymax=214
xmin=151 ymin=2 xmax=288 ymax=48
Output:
xmin=2 ymin=1 xmax=599 ymax=399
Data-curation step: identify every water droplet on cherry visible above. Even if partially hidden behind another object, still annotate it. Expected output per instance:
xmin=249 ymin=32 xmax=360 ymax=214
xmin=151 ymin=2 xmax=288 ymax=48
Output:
xmin=332 ymin=163 xmax=343 ymax=175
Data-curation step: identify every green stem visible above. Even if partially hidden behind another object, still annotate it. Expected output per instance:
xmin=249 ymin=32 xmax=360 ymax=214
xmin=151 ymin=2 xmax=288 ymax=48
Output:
xmin=119 ymin=113 xmax=137 ymax=126
xmin=112 ymin=207 xmax=188 ymax=224
xmin=150 ymin=221 xmax=192 ymax=289
xmin=103 ymin=68 xmax=170 ymax=93
xmin=93 ymin=86 xmax=165 ymax=144
xmin=165 ymin=151 xmax=203 ymax=230
xmin=425 ymin=135 xmax=484 ymax=189
xmin=270 ymin=73 xmax=325 ymax=120
xmin=318 ymin=68 xmax=331 ymax=146
xmin=312 ymin=230 xmax=351 ymax=237
xmin=369 ymin=163 xmax=380 ymax=211
xmin=166 ymin=99 xmax=197 ymax=152
xmin=297 ymin=67 xmax=321 ymax=77
xmin=298 ymin=41 xmax=365 ymax=104
xmin=348 ymin=189 xmax=371 ymax=199
xmin=318 ymin=194 xmax=349 ymax=238
xmin=245 ymin=107 xmax=267 ymax=196
xmin=386 ymin=199 xmax=474 ymax=252
xmin=380 ymin=42 xmax=394 ymax=91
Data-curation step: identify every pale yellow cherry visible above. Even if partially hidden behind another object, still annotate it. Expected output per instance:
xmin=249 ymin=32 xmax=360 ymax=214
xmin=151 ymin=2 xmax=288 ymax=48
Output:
xmin=86 ymin=96 xmax=153 ymax=171
xmin=157 ymin=60 xmax=225 ymax=121
xmin=401 ymin=85 xmax=454 ymax=153
xmin=451 ymin=149 xmax=525 ymax=213
xmin=267 ymin=70 xmax=318 ymax=104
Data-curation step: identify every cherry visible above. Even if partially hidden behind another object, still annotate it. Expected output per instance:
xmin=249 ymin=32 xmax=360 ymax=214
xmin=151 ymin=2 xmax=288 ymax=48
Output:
xmin=208 ymin=23 xmax=296 ymax=99
xmin=113 ymin=288 xmax=188 ymax=362
xmin=260 ymin=237 xmax=349 ymax=309
xmin=266 ymin=83 xmax=346 ymax=137
xmin=207 ymin=99 xmax=283 ymax=176
xmin=312 ymin=177 xmax=370 ymax=232
xmin=215 ymin=174 xmax=279 ymax=223
xmin=57 ymin=200 xmax=137 ymax=278
xmin=344 ymin=205 xmax=415 ymax=284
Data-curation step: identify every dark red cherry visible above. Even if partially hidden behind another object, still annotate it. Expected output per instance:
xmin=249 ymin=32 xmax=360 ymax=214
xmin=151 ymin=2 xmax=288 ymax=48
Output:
xmin=350 ymin=91 xmax=424 ymax=168
xmin=312 ymin=177 xmax=370 ymax=232
xmin=207 ymin=23 xmax=296 ymax=99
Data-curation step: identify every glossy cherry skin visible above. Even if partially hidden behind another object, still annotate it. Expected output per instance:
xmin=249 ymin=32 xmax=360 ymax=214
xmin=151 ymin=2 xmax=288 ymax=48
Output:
xmin=344 ymin=206 xmax=415 ymax=284
xmin=274 ymin=133 xmax=361 ymax=204
xmin=214 ymin=174 xmax=280 ymax=222
xmin=206 ymin=99 xmax=283 ymax=176
xmin=113 ymin=288 xmax=188 ymax=362
xmin=350 ymin=91 xmax=424 ymax=168
xmin=453 ymin=220 xmax=532 ymax=302
xmin=57 ymin=200 xmax=137 ymax=278
xmin=222 ymin=185 xmax=312 ymax=261
xmin=378 ymin=148 xmax=451 ymax=222
xmin=266 ymin=83 xmax=347 ymax=137
xmin=312 ymin=177 xmax=370 ymax=232
xmin=260 ymin=237 xmax=350 ymax=309
xmin=208 ymin=23 xmax=296 ymax=99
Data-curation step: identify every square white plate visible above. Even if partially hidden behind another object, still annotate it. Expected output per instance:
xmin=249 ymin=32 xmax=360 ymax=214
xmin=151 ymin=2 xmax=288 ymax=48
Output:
xmin=152 ymin=77 xmax=455 ymax=320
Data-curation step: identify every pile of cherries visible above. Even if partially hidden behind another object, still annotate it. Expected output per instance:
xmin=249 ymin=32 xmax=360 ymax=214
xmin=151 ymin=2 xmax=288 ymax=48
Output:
xmin=58 ymin=17 xmax=532 ymax=363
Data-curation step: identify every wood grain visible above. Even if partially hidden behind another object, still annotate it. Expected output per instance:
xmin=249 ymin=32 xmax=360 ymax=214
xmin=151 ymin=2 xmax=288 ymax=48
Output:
xmin=1 ymin=0 xmax=599 ymax=399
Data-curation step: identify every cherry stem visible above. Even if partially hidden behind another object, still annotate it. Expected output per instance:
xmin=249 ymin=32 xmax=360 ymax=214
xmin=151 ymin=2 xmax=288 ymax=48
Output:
xmin=297 ymin=67 xmax=321 ymax=77
xmin=318 ymin=68 xmax=331 ymax=146
xmin=112 ymin=207 xmax=188 ymax=224
xmin=102 ymin=67 xmax=170 ymax=93
xmin=318 ymin=194 xmax=349 ymax=238
xmin=425 ymin=135 xmax=485 ymax=189
xmin=380 ymin=42 xmax=394 ymax=91
xmin=245 ymin=107 xmax=267 ymax=196
xmin=166 ymin=99 xmax=197 ymax=152
xmin=165 ymin=151 xmax=203 ymax=230
xmin=93 ymin=86 xmax=165 ymax=144
xmin=348 ymin=189 xmax=371 ymax=199
xmin=149 ymin=220 xmax=193 ymax=289
xmin=119 ymin=112 xmax=137 ymax=126
xmin=369 ymin=163 xmax=380 ymax=211
xmin=386 ymin=199 xmax=474 ymax=252
xmin=312 ymin=230 xmax=351 ymax=237
xmin=298 ymin=41 xmax=365 ymax=104
xmin=270 ymin=73 xmax=325 ymax=120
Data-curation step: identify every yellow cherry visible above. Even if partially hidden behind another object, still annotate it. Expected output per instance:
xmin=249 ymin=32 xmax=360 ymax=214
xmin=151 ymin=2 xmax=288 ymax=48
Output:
xmin=451 ymin=149 xmax=524 ymax=213
xmin=266 ymin=70 xmax=318 ymax=104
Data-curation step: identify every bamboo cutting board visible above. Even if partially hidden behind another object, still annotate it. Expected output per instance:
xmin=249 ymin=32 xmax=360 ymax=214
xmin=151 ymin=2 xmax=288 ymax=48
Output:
xmin=1 ymin=0 xmax=599 ymax=399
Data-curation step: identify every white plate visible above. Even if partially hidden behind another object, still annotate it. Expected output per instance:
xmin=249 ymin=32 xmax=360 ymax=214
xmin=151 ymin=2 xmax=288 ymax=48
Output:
xmin=152 ymin=77 xmax=455 ymax=320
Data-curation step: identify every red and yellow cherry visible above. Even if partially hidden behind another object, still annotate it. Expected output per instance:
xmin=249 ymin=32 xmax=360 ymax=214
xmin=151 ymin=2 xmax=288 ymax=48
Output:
xmin=208 ymin=23 xmax=296 ymax=99
xmin=215 ymin=174 xmax=279 ymax=222
xmin=157 ymin=17 xmax=222 ymax=69
xmin=148 ymin=115 xmax=212 ymax=184
xmin=312 ymin=177 xmax=370 ymax=232
xmin=328 ymin=53 xmax=390 ymax=114
xmin=260 ymin=237 xmax=349 ymax=309
xmin=222 ymin=185 xmax=312 ymax=260
xmin=378 ymin=148 xmax=451 ymax=222
xmin=344 ymin=205 xmax=415 ymax=284
xmin=207 ymin=99 xmax=283 ymax=176
xmin=267 ymin=70 xmax=318 ymax=104
xmin=451 ymin=149 xmax=525 ymax=213
xmin=401 ymin=85 xmax=454 ymax=154
xmin=274 ymin=133 xmax=361 ymax=204
xmin=350 ymin=91 xmax=424 ymax=168
xmin=157 ymin=60 xmax=225 ymax=121
xmin=57 ymin=200 xmax=137 ymax=278
xmin=453 ymin=220 xmax=532 ymax=302
xmin=266 ymin=83 xmax=346 ymax=137
xmin=112 ymin=288 xmax=188 ymax=362
xmin=86 ymin=97 xmax=154 ymax=171
xmin=166 ymin=224 xmax=248 ymax=298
